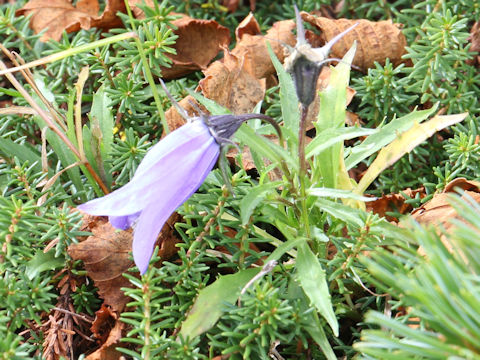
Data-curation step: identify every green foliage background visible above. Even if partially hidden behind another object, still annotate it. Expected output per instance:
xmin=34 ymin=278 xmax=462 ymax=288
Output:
xmin=0 ymin=0 xmax=479 ymax=359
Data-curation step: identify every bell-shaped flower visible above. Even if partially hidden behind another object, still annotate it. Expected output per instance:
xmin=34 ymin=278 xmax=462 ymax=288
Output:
xmin=78 ymin=110 xmax=276 ymax=274
xmin=284 ymin=5 xmax=358 ymax=107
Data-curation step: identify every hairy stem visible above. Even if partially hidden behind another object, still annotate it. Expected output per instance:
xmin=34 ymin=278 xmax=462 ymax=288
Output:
xmin=298 ymin=105 xmax=310 ymax=238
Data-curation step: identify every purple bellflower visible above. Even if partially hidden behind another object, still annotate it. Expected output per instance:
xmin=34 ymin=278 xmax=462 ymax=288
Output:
xmin=78 ymin=96 xmax=276 ymax=274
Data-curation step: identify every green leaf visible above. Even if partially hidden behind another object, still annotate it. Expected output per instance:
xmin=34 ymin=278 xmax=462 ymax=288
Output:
xmin=179 ymin=268 xmax=260 ymax=339
xmin=265 ymin=237 xmax=303 ymax=263
xmin=187 ymin=89 xmax=230 ymax=115
xmin=31 ymin=74 xmax=85 ymax=197
xmin=25 ymin=251 xmax=65 ymax=280
xmin=309 ymin=187 xmax=374 ymax=202
xmin=288 ymin=278 xmax=336 ymax=360
xmin=0 ymin=138 xmax=42 ymax=173
xmin=314 ymin=44 xmax=356 ymax=188
xmin=235 ymin=124 xmax=296 ymax=169
xmin=86 ymin=87 xmax=113 ymax=187
xmin=306 ymin=127 xmax=376 ymax=158
xmin=317 ymin=198 xmax=409 ymax=240
xmin=240 ymin=181 xmax=281 ymax=225
xmin=267 ymin=42 xmax=300 ymax=151
xmin=344 ymin=106 xmax=437 ymax=170
xmin=296 ymin=242 xmax=338 ymax=336
xmin=90 ymin=85 xmax=114 ymax=160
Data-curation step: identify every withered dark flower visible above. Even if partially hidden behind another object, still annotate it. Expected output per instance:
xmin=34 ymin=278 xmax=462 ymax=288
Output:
xmin=284 ymin=5 xmax=358 ymax=107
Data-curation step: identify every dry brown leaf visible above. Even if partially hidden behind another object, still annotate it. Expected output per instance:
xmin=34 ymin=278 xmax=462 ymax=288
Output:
xmin=235 ymin=12 xmax=261 ymax=41
xmin=164 ymin=94 xmax=202 ymax=131
xmin=165 ymin=49 xmax=266 ymax=130
xmin=90 ymin=304 xmax=117 ymax=345
xmin=17 ymin=0 xmax=125 ymax=42
xmin=86 ymin=304 xmax=125 ymax=360
xmin=467 ymin=20 xmax=480 ymax=65
xmin=200 ymin=50 xmax=266 ymax=113
xmin=412 ymin=178 xmax=480 ymax=228
xmin=165 ymin=18 xmax=296 ymax=131
xmin=366 ymin=187 xmax=425 ymax=223
xmin=301 ymin=12 xmax=407 ymax=71
xmin=68 ymin=213 xmax=181 ymax=312
xmin=161 ymin=15 xmax=231 ymax=79
xmin=130 ymin=3 xmax=230 ymax=79
xmin=68 ymin=217 xmax=133 ymax=313
xmin=411 ymin=178 xmax=480 ymax=255
xmin=222 ymin=0 xmax=256 ymax=12
xmin=232 ymin=19 xmax=296 ymax=80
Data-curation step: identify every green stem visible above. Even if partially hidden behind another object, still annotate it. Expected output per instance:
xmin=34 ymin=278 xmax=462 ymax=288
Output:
xmin=123 ymin=0 xmax=170 ymax=134
xmin=143 ymin=281 xmax=151 ymax=360
xmin=298 ymin=105 xmax=310 ymax=238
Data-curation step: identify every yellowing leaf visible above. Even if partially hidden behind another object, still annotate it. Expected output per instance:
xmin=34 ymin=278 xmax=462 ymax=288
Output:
xmin=355 ymin=113 xmax=468 ymax=195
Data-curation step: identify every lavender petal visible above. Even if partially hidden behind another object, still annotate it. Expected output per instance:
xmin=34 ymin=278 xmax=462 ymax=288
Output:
xmin=78 ymin=121 xmax=218 ymax=217
xmin=109 ymin=213 xmax=140 ymax=230
xmin=132 ymin=139 xmax=220 ymax=274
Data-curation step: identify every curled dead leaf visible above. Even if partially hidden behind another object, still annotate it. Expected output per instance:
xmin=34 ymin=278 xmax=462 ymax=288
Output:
xmin=68 ymin=217 xmax=133 ymax=313
xmin=200 ymin=51 xmax=266 ymax=114
xmin=366 ymin=187 xmax=425 ymax=223
xmin=235 ymin=12 xmax=261 ymax=41
xmin=17 ymin=0 xmax=125 ymax=42
xmin=130 ymin=2 xmax=231 ymax=79
xmin=165 ymin=18 xmax=296 ymax=131
xmin=412 ymin=178 xmax=480 ymax=229
xmin=68 ymin=212 xmax=181 ymax=312
xmin=411 ymin=178 xmax=480 ymax=257
xmin=222 ymin=0 xmax=256 ymax=13
xmin=161 ymin=15 xmax=231 ymax=79
xmin=301 ymin=12 xmax=407 ymax=71
xmin=467 ymin=20 xmax=480 ymax=65
xmin=232 ymin=19 xmax=296 ymax=80
xmin=87 ymin=304 xmax=125 ymax=360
